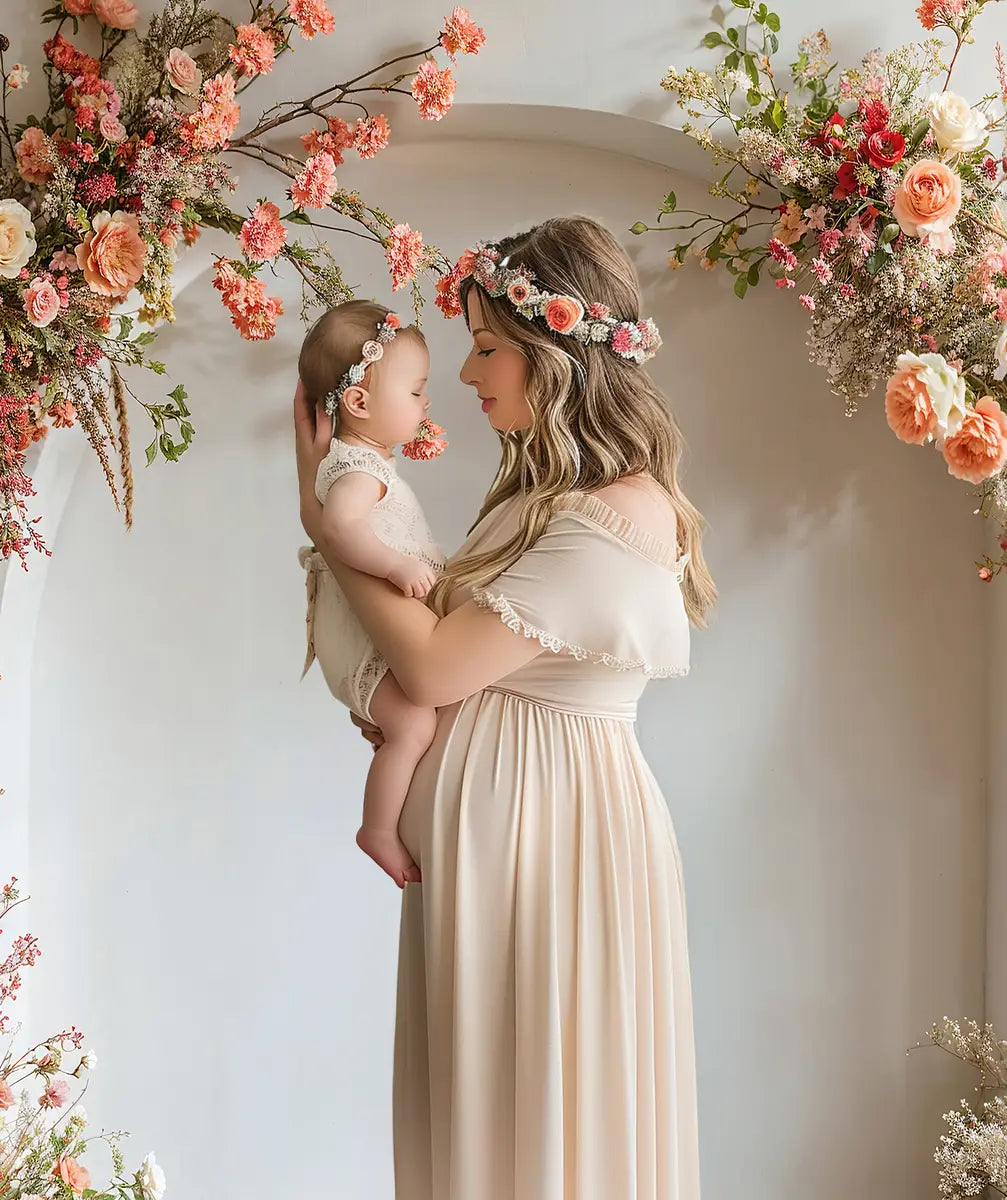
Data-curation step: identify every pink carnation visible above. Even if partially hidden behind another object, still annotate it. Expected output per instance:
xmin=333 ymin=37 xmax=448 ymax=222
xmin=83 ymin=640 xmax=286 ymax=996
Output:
xmin=290 ymin=152 xmax=337 ymax=209
xmin=916 ymin=0 xmax=966 ymax=29
xmin=411 ymin=60 xmax=456 ymax=121
xmin=353 ymin=114 xmax=390 ymax=160
xmin=289 ymin=0 xmax=334 ymax=39
xmin=798 ymin=294 xmax=816 ymax=311
xmin=942 ymin=396 xmax=1007 ymax=483
xmin=440 ymin=7 xmax=486 ymax=59
xmin=239 ymin=201 xmax=287 ymax=262
xmin=99 ymin=113 xmax=126 ymax=142
xmin=386 ymin=223 xmax=424 ymax=292
xmin=229 ymin=24 xmax=276 ymax=77
xmin=212 ymin=258 xmax=284 ymax=341
xmin=179 ymin=73 xmax=240 ymax=153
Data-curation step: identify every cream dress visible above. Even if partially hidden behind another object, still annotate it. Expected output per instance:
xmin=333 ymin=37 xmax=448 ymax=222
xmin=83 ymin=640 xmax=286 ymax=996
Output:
xmin=298 ymin=438 xmax=445 ymax=721
xmin=393 ymin=489 xmax=700 ymax=1200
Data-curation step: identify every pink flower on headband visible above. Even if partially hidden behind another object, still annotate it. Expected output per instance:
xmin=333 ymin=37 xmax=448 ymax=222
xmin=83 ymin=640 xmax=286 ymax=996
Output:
xmin=506 ymin=278 xmax=533 ymax=305
xmin=543 ymin=296 xmax=584 ymax=334
xmin=384 ymin=312 xmax=401 ymax=329
xmin=588 ymin=302 xmax=609 ymax=319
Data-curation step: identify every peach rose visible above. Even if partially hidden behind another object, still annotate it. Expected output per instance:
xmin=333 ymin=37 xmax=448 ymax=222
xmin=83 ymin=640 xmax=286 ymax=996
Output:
xmin=543 ymin=295 xmax=584 ymax=334
xmin=23 ymin=278 xmax=61 ymax=327
xmin=92 ymin=0 xmax=138 ymax=27
xmin=893 ymin=159 xmax=962 ymax=239
xmin=99 ymin=113 xmax=126 ymax=142
xmin=942 ymin=396 xmax=1007 ymax=483
xmin=63 ymin=0 xmax=92 ymax=13
xmin=75 ymin=209 xmax=148 ymax=298
xmin=885 ymin=363 xmax=938 ymax=444
xmin=15 ymin=126 xmax=53 ymax=188
xmin=165 ymin=48 xmax=201 ymax=95
xmin=55 ymin=1157 xmax=91 ymax=1195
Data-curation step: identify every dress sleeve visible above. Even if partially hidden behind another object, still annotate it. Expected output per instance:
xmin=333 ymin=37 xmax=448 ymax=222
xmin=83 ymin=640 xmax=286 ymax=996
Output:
xmin=470 ymin=507 xmax=691 ymax=678
xmin=314 ymin=441 xmax=394 ymax=505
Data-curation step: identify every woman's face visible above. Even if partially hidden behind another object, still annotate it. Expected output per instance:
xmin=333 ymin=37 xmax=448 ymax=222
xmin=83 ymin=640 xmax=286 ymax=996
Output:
xmin=459 ymin=290 xmax=532 ymax=434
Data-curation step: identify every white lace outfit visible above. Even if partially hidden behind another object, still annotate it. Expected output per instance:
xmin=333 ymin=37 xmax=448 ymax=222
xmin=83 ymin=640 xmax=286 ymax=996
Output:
xmin=298 ymin=438 xmax=446 ymax=721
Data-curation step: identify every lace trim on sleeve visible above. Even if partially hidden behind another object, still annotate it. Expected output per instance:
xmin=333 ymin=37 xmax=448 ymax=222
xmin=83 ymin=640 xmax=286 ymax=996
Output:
xmin=472 ymin=589 xmax=690 ymax=679
xmin=315 ymin=442 xmax=394 ymax=504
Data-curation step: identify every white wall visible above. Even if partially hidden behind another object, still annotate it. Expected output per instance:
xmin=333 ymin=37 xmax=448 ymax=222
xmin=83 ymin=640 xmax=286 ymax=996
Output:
xmin=18 ymin=131 xmax=987 ymax=1199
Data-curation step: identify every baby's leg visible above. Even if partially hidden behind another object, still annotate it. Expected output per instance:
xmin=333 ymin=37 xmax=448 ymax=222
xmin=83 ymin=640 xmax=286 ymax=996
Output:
xmin=356 ymin=673 xmax=437 ymax=889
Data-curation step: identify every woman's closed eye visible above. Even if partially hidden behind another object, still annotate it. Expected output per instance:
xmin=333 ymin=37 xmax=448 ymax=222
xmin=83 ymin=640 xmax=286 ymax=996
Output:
xmin=477 ymin=348 xmax=495 ymax=358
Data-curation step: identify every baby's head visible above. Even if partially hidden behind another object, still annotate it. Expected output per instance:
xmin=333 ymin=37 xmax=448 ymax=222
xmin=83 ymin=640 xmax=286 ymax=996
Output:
xmin=298 ymin=299 xmax=430 ymax=447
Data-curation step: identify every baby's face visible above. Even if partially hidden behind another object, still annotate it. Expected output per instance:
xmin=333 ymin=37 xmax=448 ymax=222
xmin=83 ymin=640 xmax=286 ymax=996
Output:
xmin=367 ymin=337 xmax=431 ymax=445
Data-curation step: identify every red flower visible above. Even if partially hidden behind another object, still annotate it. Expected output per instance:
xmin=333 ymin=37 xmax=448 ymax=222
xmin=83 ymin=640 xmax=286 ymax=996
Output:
xmin=832 ymin=156 xmax=863 ymax=201
xmin=858 ymin=98 xmax=891 ymax=137
xmin=858 ymin=204 xmax=881 ymax=233
xmin=859 ymin=129 xmax=906 ymax=169
xmin=807 ymin=111 xmax=846 ymax=156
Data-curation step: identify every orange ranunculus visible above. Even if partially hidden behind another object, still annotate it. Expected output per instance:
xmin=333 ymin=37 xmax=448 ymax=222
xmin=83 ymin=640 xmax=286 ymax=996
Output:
xmin=75 ymin=209 xmax=147 ymax=298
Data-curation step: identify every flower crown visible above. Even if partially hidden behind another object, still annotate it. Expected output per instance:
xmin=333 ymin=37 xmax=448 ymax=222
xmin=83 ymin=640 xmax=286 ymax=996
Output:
xmin=324 ymin=312 xmax=401 ymax=416
xmin=435 ymin=242 xmax=662 ymax=365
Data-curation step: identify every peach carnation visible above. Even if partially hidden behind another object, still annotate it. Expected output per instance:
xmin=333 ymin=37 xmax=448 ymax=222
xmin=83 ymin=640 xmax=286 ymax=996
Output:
xmin=441 ymin=7 xmax=486 ymax=59
xmin=92 ymin=0 xmax=138 ymax=28
xmin=386 ymin=222 xmax=424 ymax=292
xmin=916 ymin=0 xmax=966 ymax=29
xmin=23 ymin=277 xmax=61 ymax=328
xmin=239 ymin=201 xmax=286 ymax=262
xmin=75 ymin=209 xmax=147 ymax=298
xmin=353 ymin=114 xmax=390 ymax=160
xmin=229 ymin=24 xmax=275 ymax=77
xmin=893 ymin=159 xmax=961 ymax=240
xmin=62 ymin=0 xmax=92 ymax=13
xmin=942 ymin=396 xmax=1007 ymax=483
xmin=179 ymin=73 xmax=240 ymax=152
xmin=543 ymin=295 xmax=584 ymax=334
xmin=166 ymin=48 xmax=201 ymax=95
xmin=15 ymin=126 xmax=53 ymax=188
xmin=289 ymin=0 xmax=334 ymax=39
xmin=290 ymin=152 xmax=337 ymax=209
xmin=411 ymin=60 xmax=456 ymax=121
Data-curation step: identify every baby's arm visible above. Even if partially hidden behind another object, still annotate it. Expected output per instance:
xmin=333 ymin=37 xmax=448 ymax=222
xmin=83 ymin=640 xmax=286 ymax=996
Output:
xmin=319 ymin=473 xmax=436 ymax=597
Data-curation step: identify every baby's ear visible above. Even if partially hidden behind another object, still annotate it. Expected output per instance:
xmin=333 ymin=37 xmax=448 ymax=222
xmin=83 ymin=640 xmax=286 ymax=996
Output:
xmin=341 ymin=385 xmax=369 ymax=418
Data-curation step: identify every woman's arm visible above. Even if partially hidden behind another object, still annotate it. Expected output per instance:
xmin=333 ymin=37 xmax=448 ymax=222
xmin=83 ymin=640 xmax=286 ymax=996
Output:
xmin=294 ymin=382 xmax=541 ymax=706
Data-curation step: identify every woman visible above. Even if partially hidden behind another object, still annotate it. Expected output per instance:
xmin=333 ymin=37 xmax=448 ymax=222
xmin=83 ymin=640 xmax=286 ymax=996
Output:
xmin=294 ymin=214 xmax=716 ymax=1199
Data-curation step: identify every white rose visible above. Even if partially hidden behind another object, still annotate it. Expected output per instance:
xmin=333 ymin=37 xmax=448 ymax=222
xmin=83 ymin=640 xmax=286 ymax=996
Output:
xmin=926 ymin=91 xmax=988 ymax=154
xmin=0 ymin=199 xmax=37 ymax=279
xmin=138 ymin=1151 xmax=167 ymax=1200
xmin=994 ymin=324 xmax=1007 ymax=382
xmin=902 ymin=351 xmax=967 ymax=436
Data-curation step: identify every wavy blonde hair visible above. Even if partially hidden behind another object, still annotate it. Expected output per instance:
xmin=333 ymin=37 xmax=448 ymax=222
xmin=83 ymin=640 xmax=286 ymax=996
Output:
xmin=427 ymin=214 xmax=716 ymax=628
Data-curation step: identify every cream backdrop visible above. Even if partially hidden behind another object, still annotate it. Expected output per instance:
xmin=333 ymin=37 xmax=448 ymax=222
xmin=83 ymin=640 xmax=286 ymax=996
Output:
xmin=1 ymin=1 xmax=1005 ymax=1197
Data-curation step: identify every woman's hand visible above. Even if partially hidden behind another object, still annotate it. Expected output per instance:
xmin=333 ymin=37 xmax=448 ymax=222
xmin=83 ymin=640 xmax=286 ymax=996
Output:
xmin=350 ymin=710 xmax=385 ymax=751
xmin=293 ymin=378 xmax=332 ymax=543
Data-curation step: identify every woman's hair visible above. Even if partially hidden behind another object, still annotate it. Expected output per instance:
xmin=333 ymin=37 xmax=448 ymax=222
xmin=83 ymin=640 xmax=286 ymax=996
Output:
xmin=428 ymin=214 xmax=716 ymax=627
xmin=298 ymin=299 xmax=426 ymax=430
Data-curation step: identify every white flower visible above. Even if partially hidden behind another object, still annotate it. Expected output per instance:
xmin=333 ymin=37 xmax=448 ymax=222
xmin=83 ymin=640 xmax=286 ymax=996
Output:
xmin=67 ymin=1104 xmax=87 ymax=1127
xmin=926 ymin=91 xmax=988 ymax=154
xmin=900 ymin=351 xmax=967 ymax=436
xmin=6 ymin=63 xmax=29 ymax=90
xmin=80 ymin=1048 xmax=97 ymax=1070
xmin=0 ymin=199 xmax=37 ymax=279
xmin=138 ymin=1151 xmax=167 ymax=1200
xmin=994 ymin=324 xmax=1007 ymax=382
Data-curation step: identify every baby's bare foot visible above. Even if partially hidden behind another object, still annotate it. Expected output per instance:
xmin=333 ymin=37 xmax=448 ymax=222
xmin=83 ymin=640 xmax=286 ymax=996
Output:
xmin=356 ymin=825 xmax=422 ymax=888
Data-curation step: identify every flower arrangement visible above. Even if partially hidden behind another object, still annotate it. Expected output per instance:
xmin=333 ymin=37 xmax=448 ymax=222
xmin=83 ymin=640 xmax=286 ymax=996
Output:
xmin=915 ymin=1016 xmax=1007 ymax=1196
xmin=635 ymin=0 xmax=1007 ymax=578
xmin=0 ymin=875 xmax=167 ymax=1200
xmin=0 ymin=1 xmax=485 ymax=568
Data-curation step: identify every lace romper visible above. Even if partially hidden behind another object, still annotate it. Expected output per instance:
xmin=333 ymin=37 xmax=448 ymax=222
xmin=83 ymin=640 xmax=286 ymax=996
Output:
xmin=298 ymin=438 xmax=446 ymax=722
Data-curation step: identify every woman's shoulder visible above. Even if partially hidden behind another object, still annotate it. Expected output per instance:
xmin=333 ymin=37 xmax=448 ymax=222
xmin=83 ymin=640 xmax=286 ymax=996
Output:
xmin=577 ymin=475 xmax=677 ymax=540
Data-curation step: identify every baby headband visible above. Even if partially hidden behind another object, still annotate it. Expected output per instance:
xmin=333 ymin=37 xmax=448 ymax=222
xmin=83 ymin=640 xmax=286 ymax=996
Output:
xmin=435 ymin=241 xmax=662 ymax=366
xmin=324 ymin=311 xmax=401 ymax=416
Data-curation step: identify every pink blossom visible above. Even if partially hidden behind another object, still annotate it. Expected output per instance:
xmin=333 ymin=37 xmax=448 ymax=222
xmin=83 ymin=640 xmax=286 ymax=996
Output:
xmin=798 ymin=294 xmax=815 ymax=311
xmin=411 ymin=60 xmax=456 ymax=121
xmin=229 ymin=24 xmax=275 ymax=77
xmin=811 ymin=257 xmax=833 ymax=285
xmin=803 ymin=204 xmax=829 ymax=231
xmin=289 ymin=0 xmax=334 ymax=39
xmin=386 ymin=222 xmax=424 ymax=291
xmin=775 ymin=277 xmax=795 ymax=289
xmin=767 ymin=238 xmax=797 ymax=272
xmin=40 ymin=1078 xmax=71 ymax=1108
xmin=179 ymin=73 xmax=240 ymax=153
xmin=15 ymin=127 xmax=53 ymax=188
xmin=99 ymin=113 xmax=126 ymax=142
xmin=979 ymin=565 xmax=994 ymax=581
xmin=818 ymin=229 xmax=843 ymax=255
xmin=839 ymin=283 xmax=855 ymax=299
xmin=290 ymin=152 xmax=338 ymax=209
xmin=441 ymin=7 xmax=486 ymax=59
xmin=353 ymin=114 xmax=390 ymax=160
xmin=212 ymin=258 xmax=284 ymax=340
xmin=92 ymin=0 xmax=138 ymax=28
xmin=916 ymin=0 xmax=966 ymax=29
xmin=239 ymin=201 xmax=286 ymax=261
xmin=165 ymin=48 xmax=201 ymax=95
xmin=49 ymin=249 xmax=78 ymax=272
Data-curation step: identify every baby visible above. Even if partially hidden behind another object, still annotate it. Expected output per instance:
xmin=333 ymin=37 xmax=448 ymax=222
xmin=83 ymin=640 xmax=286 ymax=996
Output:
xmin=297 ymin=300 xmax=448 ymax=888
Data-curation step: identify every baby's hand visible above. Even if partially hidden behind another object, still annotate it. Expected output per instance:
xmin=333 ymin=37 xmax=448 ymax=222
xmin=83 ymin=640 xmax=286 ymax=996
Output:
xmin=388 ymin=556 xmax=438 ymax=598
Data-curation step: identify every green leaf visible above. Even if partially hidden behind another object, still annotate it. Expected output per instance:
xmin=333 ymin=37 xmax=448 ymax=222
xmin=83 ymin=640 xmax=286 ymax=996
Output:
xmin=879 ymin=222 xmax=901 ymax=247
xmin=769 ymin=32 xmax=779 ymax=53
xmin=907 ymin=116 xmax=931 ymax=154
xmin=724 ymin=50 xmax=740 ymax=69
xmin=629 ymin=221 xmax=649 ymax=235
xmin=146 ymin=360 xmax=167 ymax=375
xmin=167 ymin=383 xmax=187 ymax=405
xmin=134 ymin=330 xmax=157 ymax=346
xmin=282 ymin=209 xmax=313 ymax=225
xmin=734 ymin=275 xmax=749 ymax=299
xmin=747 ymin=263 xmax=760 ymax=285
xmin=747 ymin=88 xmax=762 ymax=106
xmin=730 ymin=0 xmax=751 ymax=7
xmin=864 ymin=249 xmax=887 ymax=275
xmin=145 ymin=439 xmax=157 ymax=467
xmin=117 ymin=315 xmax=133 ymax=340
xmin=769 ymin=97 xmax=785 ymax=130
xmin=702 ymin=31 xmax=724 ymax=49
xmin=726 ymin=26 xmax=739 ymax=45
xmin=662 ymin=190 xmax=677 ymax=212
xmin=766 ymin=11 xmax=780 ymax=31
